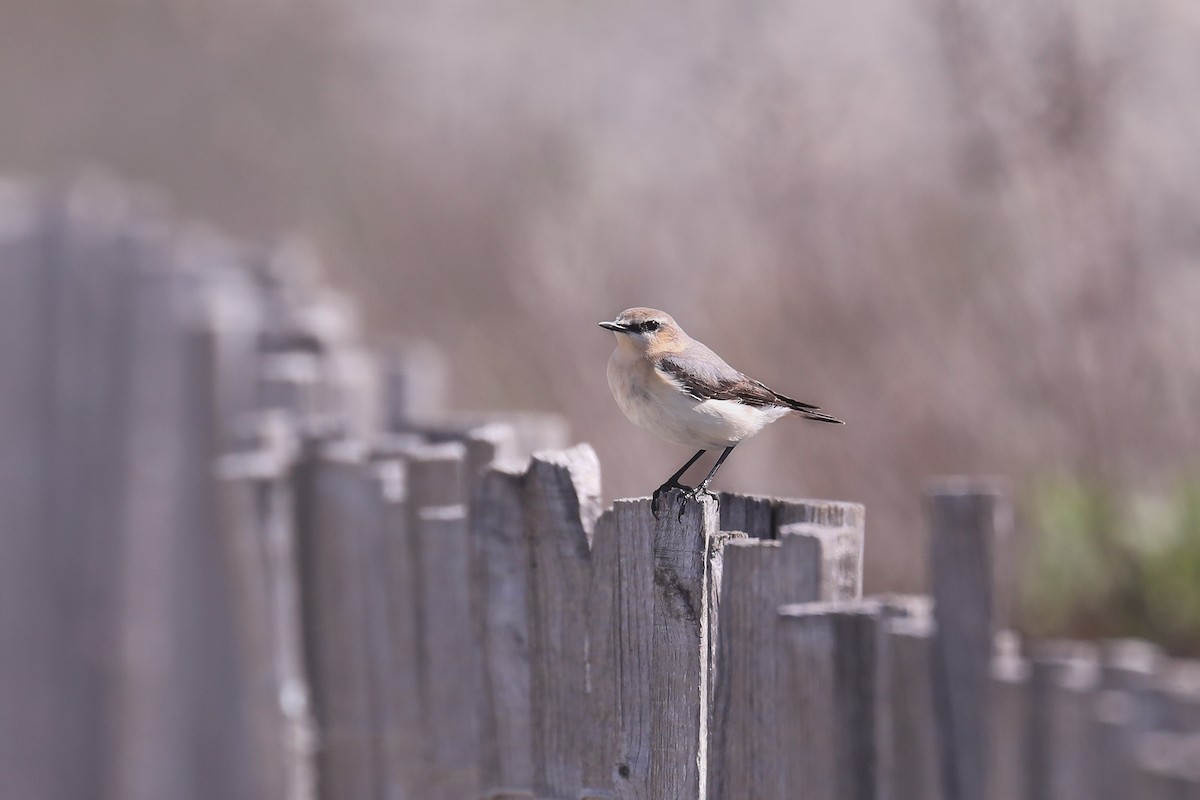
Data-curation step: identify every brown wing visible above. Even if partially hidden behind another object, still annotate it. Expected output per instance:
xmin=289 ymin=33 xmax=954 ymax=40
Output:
xmin=656 ymin=348 xmax=791 ymax=407
xmin=656 ymin=345 xmax=842 ymax=423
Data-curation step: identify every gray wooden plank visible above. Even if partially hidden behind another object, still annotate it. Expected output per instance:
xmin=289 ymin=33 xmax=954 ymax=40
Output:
xmin=55 ymin=184 xmax=145 ymax=800
xmin=926 ymin=479 xmax=1011 ymax=800
xmin=357 ymin=457 xmax=411 ymax=800
xmin=718 ymin=492 xmax=775 ymax=539
xmin=1099 ymin=638 xmax=1165 ymax=693
xmin=708 ymin=533 xmax=822 ymax=800
xmin=1131 ymin=732 xmax=1197 ymax=800
xmin=373 ymin=454 xmax=428 ymax=800
xmin=397 ymin=441 xmax=470 ymax=796
xmin=607 ymin=498 xmax=655 ymax=800
xmin=294 ymin=445 xmax=384 ymax=800
xmin=406 ymin=440 xmax=468 ymax=508
xmin=522 ymin=445 xmax=602 ymax=799
xmin=0 ymin=181 xmax=60 ymax=800
xmin=773 ymin=498 xmax=865 ymax=600
xmin=583 ymin=509 xmax=619 ymax=797
xmin=473 ymin=465 xmax=536 ymax=795
xmin=117 ymin=228 xmax=250 ymax=800
xmin=417 ymin=504 xmax=482 ymax=800
xmin=608 ymin=490 xmax=721 ymax=800
xmin=660 ymin=498 xmax=723 ymax=800
xmin=1026 ymin=640 xmax=1099 ymax=800
xmin=1155 ymin=661 xmax=1200 ymax=733
xmin=879 ymin=615 xmax=944 ymax=800
xmin=778 ymin=522 xmax=862 ymax=601
xmin=383 ymin=341 xmax=449 ymax=429
xmin=1090 ymin=689 xmax=1145 ymax=800
xmin=465 ymin=422 xmax=519 ymax=485
xmin=776 ymin=599 xmax=884 ymax=800
xmin=985 ymin=638 xmax=1031 ymax=800
xmin=1087 ymin=639 xmax=1168 ymax=800
xmin=216 ymin=415 xmax=317 ymax=800
xmin=773 ymin=497 xmax=865 ymax=530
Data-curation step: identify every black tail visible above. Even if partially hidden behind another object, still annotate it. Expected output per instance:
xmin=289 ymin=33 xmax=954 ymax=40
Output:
xmin=797 ymin=408 xmax=845 ymax=424
xmin=774 ymin=391 xmax=845 ymax=424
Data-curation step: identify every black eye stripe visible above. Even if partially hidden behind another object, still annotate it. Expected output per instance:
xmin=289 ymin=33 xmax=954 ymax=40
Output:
xmin=627 ymin=320 xmax=659 ymax=333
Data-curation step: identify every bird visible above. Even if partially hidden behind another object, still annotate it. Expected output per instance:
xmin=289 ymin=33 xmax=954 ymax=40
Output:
xmin=599 ymin=307 xmax=843 ymax=519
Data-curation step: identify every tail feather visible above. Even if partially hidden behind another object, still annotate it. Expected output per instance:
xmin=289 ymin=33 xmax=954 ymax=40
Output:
xmin=797 ymin=408 xmax=844 ymax=425
xmin=773 ymin=390 xmax=845 ymax=424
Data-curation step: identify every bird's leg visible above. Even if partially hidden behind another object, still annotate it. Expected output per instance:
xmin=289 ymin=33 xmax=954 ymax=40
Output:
xmin=678 ymin=446 xmax=736 ymax=520
xmin=651 ymin=449 xmax=706 ymax=519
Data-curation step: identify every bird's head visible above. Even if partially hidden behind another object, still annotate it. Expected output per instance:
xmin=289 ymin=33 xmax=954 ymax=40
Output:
xmin=599 ymin=307 xmax=684 ymax=354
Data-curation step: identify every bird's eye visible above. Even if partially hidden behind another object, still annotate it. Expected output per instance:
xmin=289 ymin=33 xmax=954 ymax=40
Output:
xmin=644 ymin=320 xmax=660 ymax=331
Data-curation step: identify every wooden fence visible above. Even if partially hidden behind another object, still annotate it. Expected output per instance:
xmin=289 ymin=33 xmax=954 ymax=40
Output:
xmin=2 ymin=177 xmax=1199 ymax=800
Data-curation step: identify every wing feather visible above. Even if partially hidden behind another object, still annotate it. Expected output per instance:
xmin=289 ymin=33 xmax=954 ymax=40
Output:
xmin=653 ymin=343 xmax=842 ymax=423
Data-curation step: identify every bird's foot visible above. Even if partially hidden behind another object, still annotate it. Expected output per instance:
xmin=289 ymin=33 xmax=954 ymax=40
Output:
xmin=676 ymin=483 xmax=719 ymax=521
xmin=651 ymin=481 xmax=692 ymax=520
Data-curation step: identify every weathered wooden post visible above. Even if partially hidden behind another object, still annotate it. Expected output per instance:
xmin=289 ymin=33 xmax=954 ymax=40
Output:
xmin=926 ymin=478 xmax=1011 ymax=800
xmin=0 ymin=181 xmax=80 ymax=800
xmin=708 ymin=532 xmax=821 ymax=800
xmin=473 ymin=463 xmax=537 ymax=799
xmin=217 ymin=413 xmax=317 ymax=800
xmin=522 ymin=446 xmax=601 ymax=799
xmin=880 ymin=614 xmax=944 ymax=800
xmin=294 ymin=441 xmax=386 ymax=800
xmin=985 ymin=634 xmax=1029 ymax=800
xmin=776 ymin=498 xmax=865 ymax=600
xmin=402 ymin=441 xmax=481 ymax=800
xmin=604 ymin=489 xmax=724 ymax=800
xmin=1153 ymin=662 xmax=1200 ymax=733
xmin=1088 ymin=639 xmax=1168 ymax=800
xmin=1026 ymin=640 xmax=1099 ymax=800
xmin=776 ymin=600 xmax=884 ymax=800
xmin=1131 ymin=732 xmax=1200 ymax=800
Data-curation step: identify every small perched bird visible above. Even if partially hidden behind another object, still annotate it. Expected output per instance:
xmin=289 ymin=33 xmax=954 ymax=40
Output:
xmin=600 ymin=307 xmax=843 ymax=518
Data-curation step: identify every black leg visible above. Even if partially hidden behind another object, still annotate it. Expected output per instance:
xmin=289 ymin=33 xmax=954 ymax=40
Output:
xmin=696 ymin=446 xmax=735 ymax=494
xmin=677 ymin=446 xmax=736 ymax=520
xmin=651 ymin=449 xmax=706 ymax=519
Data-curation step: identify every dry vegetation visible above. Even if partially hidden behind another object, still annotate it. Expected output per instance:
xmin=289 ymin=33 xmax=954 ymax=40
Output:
xmin=3 ymin=0 xmax=1199 ymax=595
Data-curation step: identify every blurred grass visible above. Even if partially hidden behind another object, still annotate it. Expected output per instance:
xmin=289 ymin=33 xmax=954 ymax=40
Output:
xmin=1021 ymin=472 xmax=1200 ymax=655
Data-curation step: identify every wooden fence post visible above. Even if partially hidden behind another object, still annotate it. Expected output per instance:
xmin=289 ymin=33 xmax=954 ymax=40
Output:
xmin=776 ymin=600 xmax=884 ymax=800
xmin=417 ymin=505 xmax=480 ymax=799
xmin=985 ymin=635 xmax=1029 ymax=800
xmin=383 ymin=342 xmax=449 ymax=430
xmin=473 ymin=464 xmax=537 ymax=798
xmin=364 ymin=445 xmax=427 ymax=800
xmin=1154 ymin=662 xmax=1200 ymax=733
xmin=606 ymin=490 xmax=722 ymax=800
xmin=294 ymin=441 xmax=385 ymax=800
xmin=217 ymin=413 xmax=318 ymax=800
xmin=583 ymin=508 xmax=620 ymax=799
xmin=708 ymin=533 xmax=821 ymax=800
xmin=1131 ymin=732 xmax=1200 ymax=800
xmin=926 ymin=478 xmax=1011 ymax=800
xmin=777 ymin=523 xmax=863 ymax=601
xmin=1088 ymin=639 xmax=1167 ymax=800
xmin=401 ymin=441 xmax=475 ymax=800
xmin=522 ymin=445 xmax=601 ymax=799
xmin=0 ymin=182 xmax=65 ymax=800
xmin=1026 ymin=640 xmax=1099 ymax=800
xmin=775 ymin=498 xmax=865 ymax=600
xmin=718 ymin=492 xmax=776 ymax=538
xmin=880 ymin=614 xmax=944 ymax=800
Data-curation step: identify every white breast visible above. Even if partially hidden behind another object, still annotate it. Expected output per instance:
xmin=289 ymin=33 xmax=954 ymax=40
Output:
xmin=607 ymin=348 xmax=789 ymax=449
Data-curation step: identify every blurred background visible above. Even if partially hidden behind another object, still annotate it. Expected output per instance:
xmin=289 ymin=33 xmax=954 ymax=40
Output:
xmin=3 ymin=0 xmax=1199 ymax=647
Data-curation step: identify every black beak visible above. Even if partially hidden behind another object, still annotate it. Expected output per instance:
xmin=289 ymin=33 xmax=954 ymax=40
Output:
xmin=599 ymin=320 xmax=628 ymax=332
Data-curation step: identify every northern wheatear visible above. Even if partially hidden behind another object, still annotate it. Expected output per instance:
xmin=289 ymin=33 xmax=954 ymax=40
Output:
xmin=600 ymin=307 xmax=843 ymax=518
